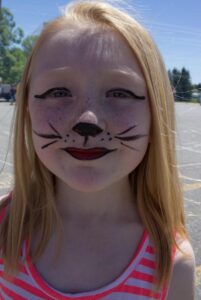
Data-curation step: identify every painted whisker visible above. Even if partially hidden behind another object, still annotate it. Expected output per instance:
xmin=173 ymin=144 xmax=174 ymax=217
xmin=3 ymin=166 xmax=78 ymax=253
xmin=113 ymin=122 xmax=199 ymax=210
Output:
xmin=48 ymin=122 xmax=62 ymax=138
xmin=33 ymin=130 xmax=62 ymax=139
xmin=116 ymin=125 xmax=138 ymax=136
xmin=120 ymin=142 xmax=139 ymax=151
xmin=42 ymin=140 xmax=58 ymax=149
xmin=115 ymin=134 xmax=148 ymax=142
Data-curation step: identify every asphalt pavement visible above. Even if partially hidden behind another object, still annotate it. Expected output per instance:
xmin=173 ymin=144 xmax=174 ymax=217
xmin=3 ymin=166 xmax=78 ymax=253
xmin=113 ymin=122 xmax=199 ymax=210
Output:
xmin=0 ymin=101 xmax=201 ymax=299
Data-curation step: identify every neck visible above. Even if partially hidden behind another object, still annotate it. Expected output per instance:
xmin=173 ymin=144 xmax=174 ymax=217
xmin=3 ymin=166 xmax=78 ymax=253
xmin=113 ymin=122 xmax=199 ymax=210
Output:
xmin=55 ymin=176 xmax=140 ymax=225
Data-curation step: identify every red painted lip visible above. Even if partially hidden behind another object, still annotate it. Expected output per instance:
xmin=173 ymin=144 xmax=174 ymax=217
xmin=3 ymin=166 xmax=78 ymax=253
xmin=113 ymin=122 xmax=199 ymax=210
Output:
xmin=62 ymin=147 xmax=116 ymax=160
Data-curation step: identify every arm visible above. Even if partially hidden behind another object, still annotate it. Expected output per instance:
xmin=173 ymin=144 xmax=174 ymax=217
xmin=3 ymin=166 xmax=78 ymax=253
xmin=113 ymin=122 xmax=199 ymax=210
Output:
xmin=166 ymin=238 xmax=195 ymax=300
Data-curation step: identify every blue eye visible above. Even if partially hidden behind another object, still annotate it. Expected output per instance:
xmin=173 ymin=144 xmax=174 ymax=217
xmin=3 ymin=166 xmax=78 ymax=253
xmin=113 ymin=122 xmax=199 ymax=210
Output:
xmin=34 ymin=87 xmax=72 ymax=99
xmin=106 ymin=88 xmax=145 ymax=100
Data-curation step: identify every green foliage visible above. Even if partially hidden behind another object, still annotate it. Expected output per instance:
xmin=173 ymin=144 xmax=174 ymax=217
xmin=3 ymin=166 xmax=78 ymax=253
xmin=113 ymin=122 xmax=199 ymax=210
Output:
xmin=22 ymin=35 xmax=38 ymax=57
xmin=0 ymin=7 xmax=25 ymax=83
xmin=168 ymin=67 xmax=193 ymax=101
xmin=0 ymin=7 xmax=24 ymax=48
xmin=0 ymin=6 xmax=38 ymax=84
xmin=6 ymin=48 xmax=26 ymax=83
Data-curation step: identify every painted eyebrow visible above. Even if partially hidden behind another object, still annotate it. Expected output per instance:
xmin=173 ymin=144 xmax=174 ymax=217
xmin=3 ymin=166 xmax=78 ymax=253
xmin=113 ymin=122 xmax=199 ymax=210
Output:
xmin=34 ymin=87 xmax=70 ymax=99
xmin=106 ymin=88 xmax=145 ymax=100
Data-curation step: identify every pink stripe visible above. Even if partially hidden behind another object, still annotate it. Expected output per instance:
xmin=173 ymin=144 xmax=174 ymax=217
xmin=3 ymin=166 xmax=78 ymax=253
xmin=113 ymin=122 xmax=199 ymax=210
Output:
xmin=131 ymin=270 xmax=155 ymax=283
xmin=123 ymin=230 xmax=148 ymax=269
xmin=160 ymin=243 xmax=177 ymax=300
xmin=118 ymin=284 xmax=161 ymax=298
xmin=18 ymin=264 xmax=29 ymax=275
xmin=0 ymin=261 xmax=30 ymax=276
xmin=0 ymin=272 xmax=51 ymax=298
xmin=0 ymin=284 xmax=27 ymax=300
xmin=146 ymin=245 xmax=155 ymax=254
xmin=140 ymin=258 xmax=156 ymax=269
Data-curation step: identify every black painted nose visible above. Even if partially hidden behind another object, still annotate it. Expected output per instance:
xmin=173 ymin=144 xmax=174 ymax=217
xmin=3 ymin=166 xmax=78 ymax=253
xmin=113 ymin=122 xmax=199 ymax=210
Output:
xmin=72 ymin=122 xmax=103 ymax=137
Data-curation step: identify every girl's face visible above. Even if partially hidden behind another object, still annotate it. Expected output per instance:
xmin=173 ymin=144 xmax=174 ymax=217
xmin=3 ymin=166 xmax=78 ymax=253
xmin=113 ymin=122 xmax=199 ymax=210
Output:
xmin=28 ymin=27 xmax=151 ymax=192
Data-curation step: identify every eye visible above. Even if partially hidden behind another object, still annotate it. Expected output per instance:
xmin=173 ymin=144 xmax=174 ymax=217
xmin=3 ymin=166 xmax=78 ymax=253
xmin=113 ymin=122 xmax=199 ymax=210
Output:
xmin=106 ymin=88 xmax=145 ymax=100
xmin=50 ymin=88 xmax=72 ymax=98
xmin=34 ymin=87 xmax=72 ymax=99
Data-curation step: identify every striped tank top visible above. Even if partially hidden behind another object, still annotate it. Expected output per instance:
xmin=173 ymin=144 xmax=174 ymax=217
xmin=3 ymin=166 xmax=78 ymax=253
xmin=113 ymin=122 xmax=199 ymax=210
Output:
xmin=0 ymin=204 xmax=170 ymax=299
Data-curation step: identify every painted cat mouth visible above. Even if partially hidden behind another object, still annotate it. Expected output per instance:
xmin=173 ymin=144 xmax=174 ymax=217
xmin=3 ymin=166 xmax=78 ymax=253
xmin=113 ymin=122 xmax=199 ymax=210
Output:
xmin=62 ymin=147 xmax=116 ymax=160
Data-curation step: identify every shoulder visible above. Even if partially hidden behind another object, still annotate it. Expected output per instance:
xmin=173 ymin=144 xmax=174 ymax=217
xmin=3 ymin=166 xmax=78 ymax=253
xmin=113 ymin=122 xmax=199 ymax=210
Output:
xmin=166 ymin=238 xmax=195 ymax=300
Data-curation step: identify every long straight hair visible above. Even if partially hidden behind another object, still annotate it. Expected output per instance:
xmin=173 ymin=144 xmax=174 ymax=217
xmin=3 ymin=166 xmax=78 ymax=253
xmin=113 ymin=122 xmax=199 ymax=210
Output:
xmin=0 ymin=0 xmax=186 ymax=287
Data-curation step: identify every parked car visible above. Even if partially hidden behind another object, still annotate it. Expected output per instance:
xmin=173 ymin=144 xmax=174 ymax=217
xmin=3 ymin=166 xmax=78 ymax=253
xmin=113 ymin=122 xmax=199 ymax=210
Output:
xmin=0 ymin=84 xmax=11 ymax=101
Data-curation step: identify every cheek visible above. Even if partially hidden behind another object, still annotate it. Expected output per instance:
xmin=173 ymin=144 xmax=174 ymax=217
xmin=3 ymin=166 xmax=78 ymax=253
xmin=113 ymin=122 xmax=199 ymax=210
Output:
xmin=29 ymin=101 xmax=71 ymax=131
xmin=107 ymin=104 xmax=150 ymax=133
xmin=103 ymin=104 xmax=136 ymax=132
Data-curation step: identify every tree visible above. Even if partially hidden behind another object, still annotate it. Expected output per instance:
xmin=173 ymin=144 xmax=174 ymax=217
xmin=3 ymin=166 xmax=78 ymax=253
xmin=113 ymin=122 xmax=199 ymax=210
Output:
xmin=180 ymin=68 xmax=192 ymax=100
xmin=195 ymin=83 xmax=201 ymax=91
xmin=168 ymin=68 xmax=192 ymax=101
xmin=22 ymin=35 xmax=38 ymax=57
xmin=0 ymin=7 xmax=24 ymax=83
xmin=5 ymin=47 xmax=26 ymax=83
xmin=0 ymin=7 xmax=23 ymax=48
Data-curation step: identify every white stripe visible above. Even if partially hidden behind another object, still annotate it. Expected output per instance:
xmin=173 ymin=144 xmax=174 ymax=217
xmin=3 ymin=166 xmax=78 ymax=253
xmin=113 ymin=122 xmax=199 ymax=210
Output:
xmin=144 ymin=251 xmax=155 ymax=261
xmin=0 ymin=265 xmax=31 ymax=285
xmin=101 ymin=291 xmax=154 ymax=300
xmin=125 ymin=277 xmax=155 ymax=291
xmin=137 ymin=264 xmax=157 ymax=276
xmin=0 ymin=277 xmax=45 ymax=300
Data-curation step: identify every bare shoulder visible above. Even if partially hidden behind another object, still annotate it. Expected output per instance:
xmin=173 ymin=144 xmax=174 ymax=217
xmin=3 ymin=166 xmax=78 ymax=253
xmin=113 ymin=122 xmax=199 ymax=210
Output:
xmin=166 ymin=238 xmax=195 ymax=300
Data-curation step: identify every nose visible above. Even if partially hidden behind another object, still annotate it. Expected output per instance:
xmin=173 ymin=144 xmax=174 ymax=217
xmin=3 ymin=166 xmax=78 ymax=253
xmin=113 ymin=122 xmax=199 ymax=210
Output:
xmin=72 ymin=122 xmax=103 ymax=137
xmin=72 ymin=111 xmax=104 ymax=138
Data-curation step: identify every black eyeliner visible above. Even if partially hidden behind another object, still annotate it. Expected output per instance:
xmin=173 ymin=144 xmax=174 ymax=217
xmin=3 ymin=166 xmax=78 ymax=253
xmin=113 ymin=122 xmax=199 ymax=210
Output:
xmin=34 ymin=87 xmax=70 ymax=99
xmin=107 ymin=88 xmax=145 ymax=100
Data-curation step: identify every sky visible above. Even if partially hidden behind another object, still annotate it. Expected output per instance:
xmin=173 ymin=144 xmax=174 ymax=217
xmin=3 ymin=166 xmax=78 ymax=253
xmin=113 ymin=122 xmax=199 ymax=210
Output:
xmin=3 ymin=0 xmax=201 ymax=84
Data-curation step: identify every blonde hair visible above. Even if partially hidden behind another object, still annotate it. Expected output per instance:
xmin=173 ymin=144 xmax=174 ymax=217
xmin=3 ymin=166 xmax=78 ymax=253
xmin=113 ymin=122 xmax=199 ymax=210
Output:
xmin=0 ymin=0 xmax=186 ymax=288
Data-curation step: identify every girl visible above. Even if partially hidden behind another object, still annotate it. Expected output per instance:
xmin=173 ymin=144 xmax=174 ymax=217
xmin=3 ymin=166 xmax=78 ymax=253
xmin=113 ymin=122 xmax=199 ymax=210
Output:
xmin=0 ymin=1 xmax=195 ymax=299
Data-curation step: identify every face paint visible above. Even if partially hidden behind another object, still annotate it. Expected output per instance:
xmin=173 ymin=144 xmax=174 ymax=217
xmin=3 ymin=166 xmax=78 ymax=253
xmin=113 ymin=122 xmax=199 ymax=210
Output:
xmin=29 ymin=29 xmax=151 ymax=191
xmin=34 ymin=87 xmax=72 ymax=99
xmin=33 ymin=123 xmax=62 ymax=149
xmin=106 ymin=88 xmax=146 ymax=100
xmin=113 ymin=125 xmax=148 ymax=151
xmin=34 ymin=86 xmax=145 ymax=101
xmin=33 ymin=122 xmax=148 ymax=155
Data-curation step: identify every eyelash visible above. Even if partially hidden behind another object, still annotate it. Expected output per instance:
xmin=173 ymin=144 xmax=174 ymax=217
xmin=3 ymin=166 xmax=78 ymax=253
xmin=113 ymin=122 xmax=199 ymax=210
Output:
xmin=34 ymin=87 xmax=72 ymax=99
xmin=34 ymin=87 xmax=145 ymax=100
xmin=106 ymin=88 xmax=142 ymax=99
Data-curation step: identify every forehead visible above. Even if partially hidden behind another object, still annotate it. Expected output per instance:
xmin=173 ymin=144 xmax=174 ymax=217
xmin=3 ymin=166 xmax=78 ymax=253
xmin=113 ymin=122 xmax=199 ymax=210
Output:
xmin=31 ymin=27 xmax=145 ymax=84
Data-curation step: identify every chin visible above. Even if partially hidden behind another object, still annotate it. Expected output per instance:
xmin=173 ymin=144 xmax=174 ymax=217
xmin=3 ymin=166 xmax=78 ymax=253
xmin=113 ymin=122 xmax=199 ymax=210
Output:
xmin=58 ymin=168 xmax=115 ymax=193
